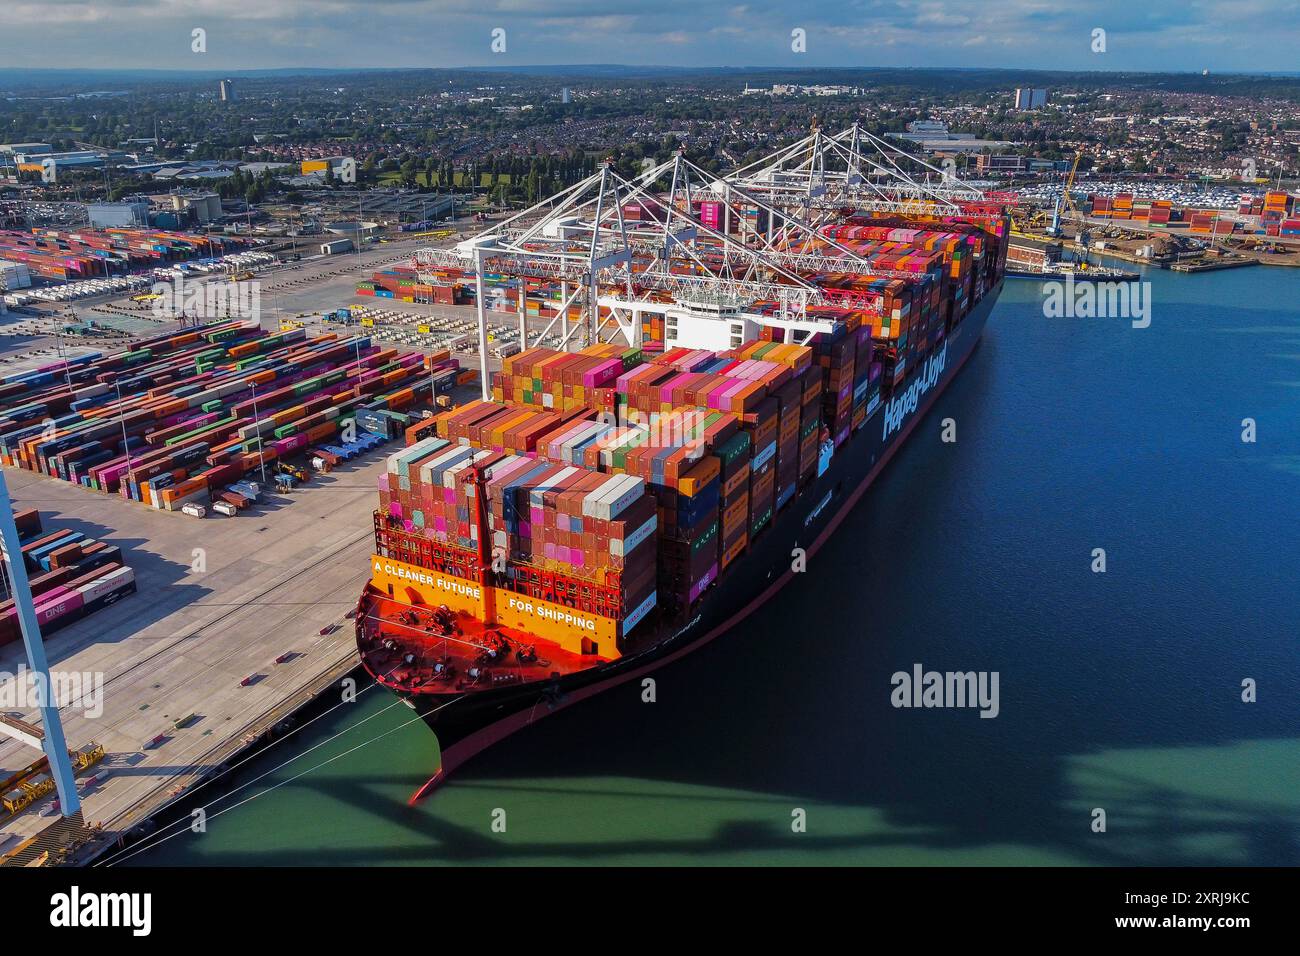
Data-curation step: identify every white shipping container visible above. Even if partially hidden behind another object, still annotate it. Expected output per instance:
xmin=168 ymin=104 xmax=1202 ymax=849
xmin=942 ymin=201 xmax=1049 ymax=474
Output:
xmin=585 ymin=473 xmax=642 ymax=520
xmin=603 ymin=474 xmax=645 ymax=520
xmin=395 ymin=436 xmax=448 ymax=478
xmin=76 ymin=566 xmax=135 ymax=603
xmin=609 ymin=515 xmax=657 ymax=557
xmin=0 ymin=259 xmax=33 ymax=289
xmin=165 ymin=487 xmax=209 ymax=512
xmin=426 ymin=445 xmax=478 ymax=488
xmin=581 ymin=474 xmax=619 ymax=518
xmin=527 ymin=466 xmax=578 ymax=507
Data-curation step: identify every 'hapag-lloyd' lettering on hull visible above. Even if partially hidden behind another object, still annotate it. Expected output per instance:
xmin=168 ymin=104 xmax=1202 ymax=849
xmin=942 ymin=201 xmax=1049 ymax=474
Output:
xmin=882 ymin=342 xmax=948 ymax=441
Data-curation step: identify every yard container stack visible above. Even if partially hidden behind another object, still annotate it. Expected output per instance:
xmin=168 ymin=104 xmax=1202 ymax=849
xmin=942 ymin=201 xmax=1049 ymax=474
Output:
xmin=1262 ymin=191 xmax=1292 ymax=236
xmin=1148 ymin=200 xmax=1173 ymax=226
xmin=363 ymin=265 xmax=463 ymax=305
xmin=0 ymin=228 xmax=246 ymax=281
xmin=0 ymin=321 xmax=448 ymax=510
xmin=0 ymin=509 xmax=134 ymax=648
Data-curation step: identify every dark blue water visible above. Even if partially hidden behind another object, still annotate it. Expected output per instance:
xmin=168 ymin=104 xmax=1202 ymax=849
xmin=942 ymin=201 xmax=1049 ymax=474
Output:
xmin=128 ymin=264 xmax=1300 ymax=866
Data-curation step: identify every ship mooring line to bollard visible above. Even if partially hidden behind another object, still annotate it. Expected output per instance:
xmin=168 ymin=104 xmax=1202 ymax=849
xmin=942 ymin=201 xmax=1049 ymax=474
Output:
xmin=361 ymin=610 xmax=494 ymax=653
xmin=102 ymin=696 xmax=459 ymax=867
xmin=92 ymin=669 xmax=401 ymax=867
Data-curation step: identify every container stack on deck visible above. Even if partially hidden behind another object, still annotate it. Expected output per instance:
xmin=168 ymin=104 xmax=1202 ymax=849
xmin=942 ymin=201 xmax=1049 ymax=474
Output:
xmin=0 ymin=509 xmax=134 ymax=648
xmin=841 ymin=208 xmax=1008 ymax=288
xmin=0 ymin=321 xmax=456 ymax=511
xmin=425 ymin=333 xmax=858 ymax=621
xmin=573 ymin=406 xmax=739 ymax=609
xmin=375 ymin=203 xmax=1007 ymax=637
xmin=492 ymin=342 xmax=640 ymax=415
xmin=377 ymin=435 xmax=659 ymax=636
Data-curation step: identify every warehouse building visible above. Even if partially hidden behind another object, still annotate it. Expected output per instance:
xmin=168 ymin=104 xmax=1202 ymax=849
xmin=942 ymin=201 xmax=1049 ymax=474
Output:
xmin=86 ymin=200 xmax=150 ymax=229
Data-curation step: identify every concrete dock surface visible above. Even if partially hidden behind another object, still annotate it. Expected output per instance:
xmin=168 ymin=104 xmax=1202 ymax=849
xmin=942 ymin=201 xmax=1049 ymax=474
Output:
xmin=0 ymin=451 xmax=393 ymax=860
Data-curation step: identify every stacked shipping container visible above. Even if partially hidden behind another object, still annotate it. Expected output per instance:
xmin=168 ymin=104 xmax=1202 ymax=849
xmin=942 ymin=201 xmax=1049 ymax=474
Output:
xmin=0 ymin=321 xmax=456 ymax=511
xmin=0 ymin=228 xmax=246 ymax=282
xmin=377 ymin=435 xmax=658 ymax=640
xmin=0 ymin=509 xmax=135 ymax=648
xmin=369 ymin=202 xmax=1007 ymax=640
xmin=1088 ymin=193 xmax=1300 ymax=235
xmin=358 ymin=265 xmax=464 ymax=305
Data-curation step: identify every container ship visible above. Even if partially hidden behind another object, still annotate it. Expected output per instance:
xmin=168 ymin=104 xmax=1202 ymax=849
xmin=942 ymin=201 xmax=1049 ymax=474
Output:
xmin=354 ymin=128 xmax=1010 ymax=794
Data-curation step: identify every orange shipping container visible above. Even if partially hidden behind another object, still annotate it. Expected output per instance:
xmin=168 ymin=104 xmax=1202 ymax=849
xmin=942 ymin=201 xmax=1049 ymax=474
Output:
xmin=721 ymin=536 xmax=747 ymax=570
xmin=676 ymin=454 xmax=720 ymax=496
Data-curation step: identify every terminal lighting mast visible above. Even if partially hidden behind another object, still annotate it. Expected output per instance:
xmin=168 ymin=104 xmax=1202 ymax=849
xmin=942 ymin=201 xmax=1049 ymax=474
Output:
xmin=0 ymin=470 xmax=81 ymax=817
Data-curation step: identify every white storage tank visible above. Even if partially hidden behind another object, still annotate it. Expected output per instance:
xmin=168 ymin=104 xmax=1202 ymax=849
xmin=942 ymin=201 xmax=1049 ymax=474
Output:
xmin=0 ymin=258 xmax=32 ymax=290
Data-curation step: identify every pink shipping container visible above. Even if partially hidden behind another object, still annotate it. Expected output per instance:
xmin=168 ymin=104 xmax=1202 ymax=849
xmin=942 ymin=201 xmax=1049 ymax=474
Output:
xmin=699 ymin=202 xmax=723 ymax=231
xmin=35 ymin=591 xmax=84 ymax=626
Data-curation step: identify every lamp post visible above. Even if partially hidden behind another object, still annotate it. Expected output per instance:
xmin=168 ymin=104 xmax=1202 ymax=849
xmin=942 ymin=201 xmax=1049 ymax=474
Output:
xmin=250 ymin=380 xmax=268 ymax=484
xmin=114 ymin=379 xmax=133 ymax=480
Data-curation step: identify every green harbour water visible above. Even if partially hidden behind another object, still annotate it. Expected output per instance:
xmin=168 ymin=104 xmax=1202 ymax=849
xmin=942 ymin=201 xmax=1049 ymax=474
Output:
xmin=128 ymin=262 xmax=1300 ymax=866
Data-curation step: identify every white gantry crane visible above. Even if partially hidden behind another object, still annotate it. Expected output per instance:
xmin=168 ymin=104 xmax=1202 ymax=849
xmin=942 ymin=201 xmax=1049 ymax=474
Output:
xmin=414 ymin=124 xmax=991 ymax=400
xmin=729 ymin=121 xmax=987 ymax=216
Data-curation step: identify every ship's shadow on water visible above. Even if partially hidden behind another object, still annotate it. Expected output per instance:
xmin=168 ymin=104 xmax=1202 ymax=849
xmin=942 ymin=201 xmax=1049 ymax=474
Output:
xmin=132 ymin=273 xmax=1300 ymax=866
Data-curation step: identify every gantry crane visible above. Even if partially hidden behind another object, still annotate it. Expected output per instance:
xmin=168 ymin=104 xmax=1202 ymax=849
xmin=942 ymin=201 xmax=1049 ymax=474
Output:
xmin=415 ymin=125 xmax=1005 ymax=400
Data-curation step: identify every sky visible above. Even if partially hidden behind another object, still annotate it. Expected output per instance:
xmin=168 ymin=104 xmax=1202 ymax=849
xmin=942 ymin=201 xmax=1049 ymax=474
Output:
xmin=0 ymin=0 xmax=1297 ymax=73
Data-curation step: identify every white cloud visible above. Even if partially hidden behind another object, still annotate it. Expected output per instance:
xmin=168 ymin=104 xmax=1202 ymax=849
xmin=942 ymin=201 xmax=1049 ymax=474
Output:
xmin=0 ymin=0 xmax=1295 ymax=69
